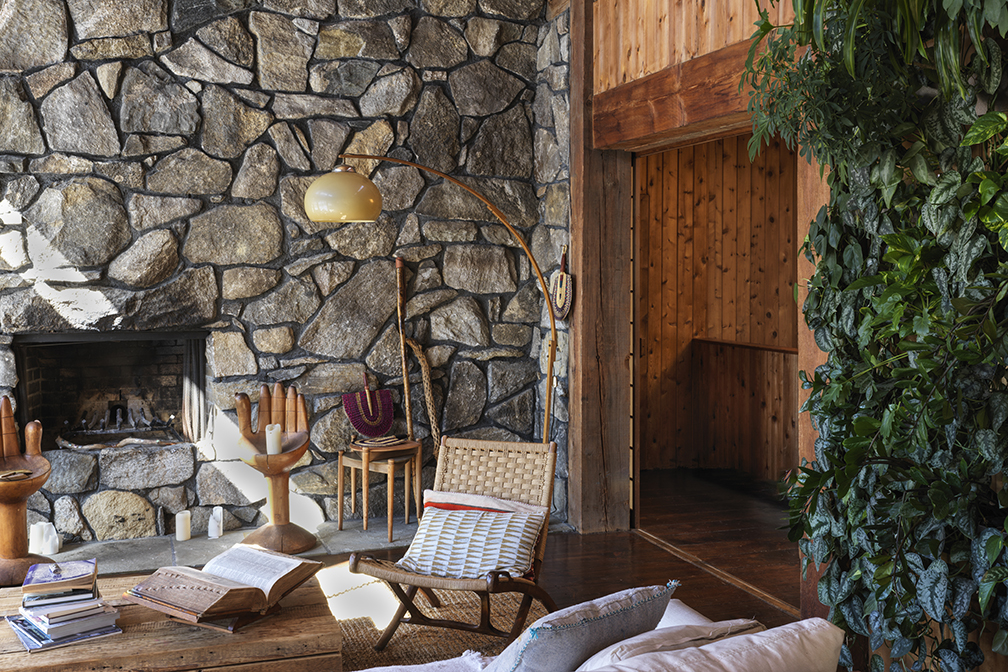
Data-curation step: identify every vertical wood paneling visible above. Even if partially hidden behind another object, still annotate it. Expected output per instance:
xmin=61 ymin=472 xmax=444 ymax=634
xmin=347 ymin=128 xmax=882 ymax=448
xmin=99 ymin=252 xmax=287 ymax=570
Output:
xmin=594 ymin=0 xmax=794 ymax=95
xmin=636 ymin=135 xmax=798 ymax=478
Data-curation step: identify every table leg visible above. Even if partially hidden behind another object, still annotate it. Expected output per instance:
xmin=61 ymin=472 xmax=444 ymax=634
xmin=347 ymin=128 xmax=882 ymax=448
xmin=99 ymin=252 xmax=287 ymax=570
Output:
xmin=386 ymin=459 xmax=394 ymax=543
xmin=404 ymin=455 xmax=411 ymax=525
xmin=414 ymin=450 xmax=422 ymax=518
xmin=362 ymin=449 xmax=370 ymax=531
xmin=337 ymin=451 xmax=344 ymax=530
xmin=350 ymin=463 xmax=356 ymax=514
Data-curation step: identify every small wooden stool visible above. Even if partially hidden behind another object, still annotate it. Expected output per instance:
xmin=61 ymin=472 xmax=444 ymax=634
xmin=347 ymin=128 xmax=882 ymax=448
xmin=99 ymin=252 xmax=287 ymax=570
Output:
xmin=338 ymin=439 xmax=422 ymax=542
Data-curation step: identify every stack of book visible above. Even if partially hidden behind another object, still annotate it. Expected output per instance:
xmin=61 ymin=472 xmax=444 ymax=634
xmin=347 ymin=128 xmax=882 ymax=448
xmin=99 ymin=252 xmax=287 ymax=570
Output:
xmin=5 ymin=558 xmax=121 ymax=652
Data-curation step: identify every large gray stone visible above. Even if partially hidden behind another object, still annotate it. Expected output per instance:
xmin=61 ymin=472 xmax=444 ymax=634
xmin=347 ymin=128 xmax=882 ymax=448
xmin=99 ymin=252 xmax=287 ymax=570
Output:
xmin=534 ymin=127 xmax=560 ymax=183
xmin=243 ymin=276 xmax=321 ymax=324
xmin=312 ymin=260 xmax=355 ymax=295
xmin=503 ymin=281 xmax=541 ymax=323
xmin=444 ymin=360 xmax=486 ymax=431
xmin=222 ymin=267 xmax=282 ymax=299
xmin=28 ymin=153 xmax=93 ymax=175
xmin=122 ymin=134 xmax=188 ymax=157
xmin=82 ymin=490 xmax=157 ymax=540
xmin=359 ymin=67 xmax=420 ymax=117
xmin=411 ymin=87 xmax=459 ymax=174
xmin=161 ymin=38 xmax=254 ymax=84
xmin=324 ymin=219 xmax=397 ymax=259
xmin=299 ymin=259 xmax=397 ymax=358
xmin=146 ymin=148 xmax=233 ymax=195
xmin=488 ymin=358 xmax=538 ymax=403
xmin=407 ymin=17 xmax=467 ymax=69
xmin=291 ymin=461 xmax=341 ymax=495
xmin=148 ymin=486 xmax=193 ymax=514
xmin=54 ymin=496 xmax=91 ymax=541
xmin=172 ymin=0 xmax=255 ymax=33
xmin=0 ymin=78 xmax=45 ymax=155
xmin=497 ymin=42 xmax=537 ymax=81
xmin=128 ymin=194 xmax=201 ymax=230
xmin=294 ymin=362 xmax=364 ymax=396
xmin=417 ymin=177 xmax=538 ymax=228
xmin=70 ymin=34 xmax=153 ymax=61
xmin=286 ymin=250 xmax=339 ymax=276
xmin=25 ymin=177 xmax=130 ymax=267
xmin=307 ymin=119 xmax=351 ymax=172
xmin=184 ymin=203 xmax=282 ymax=264
xmin=443 ymin=245 xmax=516 ymax=294
xmin=208 ymin=331 xmax=258 ymax=376
xmin=26 ymin=63 xmax=75 ymax=100
xmin=488 ymin=388 xmax=534 ymax=435
xmin=373 ymin=165 xmax=423 ymax=211
xmin=407 ymin=288 xmax=457 ymax=317
xmin=108 ymin=229 xmax=179 ymax=288
xmin=253 ymin=326 xmax=295 ymax=353
xmin=233 ymin=143 xmax=280 ymax=199
xmin=202 ymin=85 xmax=274 ymax=159
xmin=40 ymin=73 xmax=119 ymax=156
xmin=468 ymin=105 xmax=533 ymax=178
xmin=68 ymin=0 xmax=167 ymax=39
xmin=422 ymin=0 xmax=476 ymax=15
xmin=338 ymin=0 xmax=416 ymax=17
xmin=317 ymin=21 xmax=399 ymax=60
xmin=198 ymin=16 xmax=255 ymax=67
xmin=343 ymin=119 xmax=394 ymax=177
xmin=263 ymin=0 xmax=336 ymax=18
xmin=269 ymin=122 xmax=311 ymax=171
xmin=423 ymin=220 xmax=477 ymax=242
xmin=195 ymin=461 xmax=260 ymax=506
xmin=448 ymin=60 xmax=523 ymax=117
xmin=430 ymin=296 xmax=489 ymax=347
xmin=309 ymin=406 xmax=354 ymax=455
xmin=273 ymin=93 xmax=358 ymax=119
xmin=112 ymin=266 xmax=218 ymax=330
xmin=0 ymin=0 xmax=67 ymax=72
xmin=279 ymin=175 xmax=316 ymax=231
xmin=99 ymin=443 xmax=195 ymax=489
xmin=479 ymin=0 xmax=542 ymax=19
xmin=309 ymin=60 xmax=380 ymax=97
xmin=365 ymin=325 xmax=403 ymax=376
xmin=42 ymin=450 xmax=97 ymax=494
xmin=249 ymin=11 xmax=313 ymax=91
xmin=119 ymin=61 xmax=200 ymax=135
xmin=465 ymin=17 xmax=517 ymax=57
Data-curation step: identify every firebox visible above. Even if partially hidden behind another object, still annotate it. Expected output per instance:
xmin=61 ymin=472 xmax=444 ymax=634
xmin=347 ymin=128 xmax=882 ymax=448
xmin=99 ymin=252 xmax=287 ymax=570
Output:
xmin=12 ymin=332 xmax=208 ymax=452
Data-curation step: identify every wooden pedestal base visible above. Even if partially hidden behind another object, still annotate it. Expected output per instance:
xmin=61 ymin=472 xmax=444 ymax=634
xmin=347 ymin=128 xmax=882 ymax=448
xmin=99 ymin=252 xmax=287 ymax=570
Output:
xmin=241 ymin=522 xmax=317 ymax=555
xmin=0 ymin=553 xmax=51 ymax=587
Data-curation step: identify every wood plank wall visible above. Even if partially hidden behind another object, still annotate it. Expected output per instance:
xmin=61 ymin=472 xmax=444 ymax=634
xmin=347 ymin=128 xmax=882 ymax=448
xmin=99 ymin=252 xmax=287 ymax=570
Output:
xmin=635 ymin=135 xmax=798 ymax=478
xmin=593 ymin=0 xmax=794 ymax=95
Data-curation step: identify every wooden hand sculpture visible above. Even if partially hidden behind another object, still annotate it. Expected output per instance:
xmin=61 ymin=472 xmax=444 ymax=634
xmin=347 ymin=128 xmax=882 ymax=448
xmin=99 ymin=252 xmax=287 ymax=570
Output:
xmin=0 ymin=396 xmax=51 ymax=585
xmin=234 ymin=383 xmax=316 ymax=554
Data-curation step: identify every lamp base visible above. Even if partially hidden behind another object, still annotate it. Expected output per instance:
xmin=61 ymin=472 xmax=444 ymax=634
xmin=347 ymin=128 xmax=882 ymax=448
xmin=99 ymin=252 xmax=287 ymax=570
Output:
xmin=241 ymin=523 xmax=317 ymax=555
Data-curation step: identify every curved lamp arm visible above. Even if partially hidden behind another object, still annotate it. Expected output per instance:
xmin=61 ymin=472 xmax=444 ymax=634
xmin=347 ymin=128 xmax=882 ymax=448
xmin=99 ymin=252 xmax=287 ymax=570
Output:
xmin=339 ymin=153 xmax=558 ymax=443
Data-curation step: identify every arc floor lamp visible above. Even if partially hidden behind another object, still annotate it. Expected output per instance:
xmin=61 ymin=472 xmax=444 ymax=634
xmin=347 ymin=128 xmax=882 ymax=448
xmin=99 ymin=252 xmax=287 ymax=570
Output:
xmin=304 ymin=154 xmax=558 ymax=443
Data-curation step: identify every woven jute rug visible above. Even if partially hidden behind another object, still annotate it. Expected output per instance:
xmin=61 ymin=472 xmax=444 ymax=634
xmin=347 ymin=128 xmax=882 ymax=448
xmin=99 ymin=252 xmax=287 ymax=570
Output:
xmin=319 ymin=563 xmax=548 ymax=671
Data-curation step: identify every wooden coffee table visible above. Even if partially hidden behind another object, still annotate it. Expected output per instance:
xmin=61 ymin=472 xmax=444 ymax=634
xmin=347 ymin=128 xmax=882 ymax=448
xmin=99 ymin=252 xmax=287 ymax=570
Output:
xmin=0 ymin=574 xmax=342 ymax=671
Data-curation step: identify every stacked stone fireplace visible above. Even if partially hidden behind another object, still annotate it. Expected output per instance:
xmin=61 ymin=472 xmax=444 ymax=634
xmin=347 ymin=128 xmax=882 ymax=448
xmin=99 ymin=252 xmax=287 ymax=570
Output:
xmin=0 ymin=0 xmax=572 ymax=544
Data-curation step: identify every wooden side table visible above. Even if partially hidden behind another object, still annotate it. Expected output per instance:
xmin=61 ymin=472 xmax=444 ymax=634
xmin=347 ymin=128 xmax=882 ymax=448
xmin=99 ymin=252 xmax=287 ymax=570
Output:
xmin=0 ymin=397 xmax=51 ymax=586
xmin=235 ymin=384 xmax=316 ymax=555
xmin=338 ymin=440 xmax=422 ymax=542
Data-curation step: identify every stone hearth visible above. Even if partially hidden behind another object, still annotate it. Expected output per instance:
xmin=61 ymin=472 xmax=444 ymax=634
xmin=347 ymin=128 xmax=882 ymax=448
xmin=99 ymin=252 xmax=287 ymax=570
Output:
xmin=0 ymin=0 xmax=572 ymax=543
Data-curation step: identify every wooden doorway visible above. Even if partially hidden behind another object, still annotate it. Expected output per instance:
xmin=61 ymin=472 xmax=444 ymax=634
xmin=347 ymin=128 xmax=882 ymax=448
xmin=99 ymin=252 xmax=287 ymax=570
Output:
xmin=632 ymin=134 xmax=801 ymax=611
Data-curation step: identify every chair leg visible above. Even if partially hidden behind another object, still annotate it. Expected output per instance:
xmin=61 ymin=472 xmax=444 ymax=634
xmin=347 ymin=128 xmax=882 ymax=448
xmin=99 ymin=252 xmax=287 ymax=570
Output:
xmin=374 ymin=584 xmax=416 ymax=651
xmin=404 ymin=456 xmax=411 ymax=525
xmin=413 ymin=451 xmax=422 ymax=517
xmin=419 ymin=587 xmax=440 ymax=608
xmin=362 ymin=450 xmax=370 ymax=531
xmin=350 ymin=463 xmax=356 ymax=513
xmin=508 ymin=594 xmax=535 ymax=642
xmin=386 ymin=459 xmax=394 ymax=543
xmin=337 ymin=452 xmax=344 ymax=531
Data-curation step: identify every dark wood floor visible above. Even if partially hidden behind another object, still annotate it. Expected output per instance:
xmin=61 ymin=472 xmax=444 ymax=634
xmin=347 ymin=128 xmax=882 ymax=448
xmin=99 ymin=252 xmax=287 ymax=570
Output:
xmin=353 ymin=468 xmax=801 ymax=629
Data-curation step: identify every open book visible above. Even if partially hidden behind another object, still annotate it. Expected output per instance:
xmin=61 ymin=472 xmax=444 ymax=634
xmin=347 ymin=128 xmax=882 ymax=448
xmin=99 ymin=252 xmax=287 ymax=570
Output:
xmin=123 ymin=545 xmax=323 ymax=628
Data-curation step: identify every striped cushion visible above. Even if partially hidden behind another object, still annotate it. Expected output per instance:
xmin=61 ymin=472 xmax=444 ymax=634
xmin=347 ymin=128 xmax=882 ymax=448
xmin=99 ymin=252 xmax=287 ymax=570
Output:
xmin=423 ymin=489 xmax=549 ymax=515
xmin=396 ymin=508 xmax=546 ymax=579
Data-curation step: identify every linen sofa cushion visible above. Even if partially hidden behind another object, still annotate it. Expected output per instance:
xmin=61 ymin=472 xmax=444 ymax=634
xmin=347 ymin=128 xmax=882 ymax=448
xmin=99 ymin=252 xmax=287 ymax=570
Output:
xmin=584 ymin=617 xmax=844 ymax=672
xmin=423 ymin=489 xmax=548 ymax=515
xmin=395 ymin=507 xmax=545 ymax=579
xmin=656 ymin=598 xmax=714 ymax=627
xmin=484 ymin=582 xmax=678 ymax=672
xmin=575 ymin=618 xmax=765 ymax=671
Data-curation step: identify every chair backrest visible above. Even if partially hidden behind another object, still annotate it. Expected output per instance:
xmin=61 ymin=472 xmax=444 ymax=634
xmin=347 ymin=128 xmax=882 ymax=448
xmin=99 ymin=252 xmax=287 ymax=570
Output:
xmin=434 ymin=436 xmax=557 ymax=575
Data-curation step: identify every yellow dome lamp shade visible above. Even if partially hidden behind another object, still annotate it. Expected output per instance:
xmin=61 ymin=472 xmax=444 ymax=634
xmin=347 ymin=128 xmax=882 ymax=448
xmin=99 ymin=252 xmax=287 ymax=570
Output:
xmin=303 ymin=165 xmax=383 ymax=223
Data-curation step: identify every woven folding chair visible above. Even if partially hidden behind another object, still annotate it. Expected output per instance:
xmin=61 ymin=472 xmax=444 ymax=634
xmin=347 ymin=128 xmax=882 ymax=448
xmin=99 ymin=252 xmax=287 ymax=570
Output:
xmin=348 ymin=435 xmax=558 ymax=650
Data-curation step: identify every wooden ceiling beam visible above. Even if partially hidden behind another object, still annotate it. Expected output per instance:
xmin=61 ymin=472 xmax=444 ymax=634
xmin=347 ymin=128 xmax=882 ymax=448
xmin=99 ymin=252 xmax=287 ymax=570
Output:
xmin=593 ymin=41 xmax=754 ymax=152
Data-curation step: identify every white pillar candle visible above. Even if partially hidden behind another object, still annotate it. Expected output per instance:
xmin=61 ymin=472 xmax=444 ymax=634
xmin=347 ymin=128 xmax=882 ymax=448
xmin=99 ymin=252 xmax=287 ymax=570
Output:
xmin=28 ymin=522 xmax=44 ymax=555
xmin=42 ymin=524 xmax=59 ymax=555
xmin=208 ymin=506 xmax=223 ymax=538
xmin=175 ymin=511 xmax=191 ymax=541
xmin=266 ymin=423 xmax=282 ymax=455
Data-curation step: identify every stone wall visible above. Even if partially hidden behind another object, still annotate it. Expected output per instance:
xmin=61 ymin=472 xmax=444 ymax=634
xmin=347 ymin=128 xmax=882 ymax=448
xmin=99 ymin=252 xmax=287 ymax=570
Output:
xmin=0 ymin=0 xmax=571 ymax=541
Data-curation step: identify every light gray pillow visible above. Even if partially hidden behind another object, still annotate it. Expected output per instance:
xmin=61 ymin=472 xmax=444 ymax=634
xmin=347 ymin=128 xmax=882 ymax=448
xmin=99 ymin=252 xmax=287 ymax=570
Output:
xmin=484 ymin=582 xmax=678 ymax=672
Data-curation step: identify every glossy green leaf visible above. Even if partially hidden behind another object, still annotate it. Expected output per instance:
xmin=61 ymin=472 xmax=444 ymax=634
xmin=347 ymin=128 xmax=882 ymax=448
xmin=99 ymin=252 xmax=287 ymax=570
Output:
xmin=962 ymin=112 xmax=1008 ymax=146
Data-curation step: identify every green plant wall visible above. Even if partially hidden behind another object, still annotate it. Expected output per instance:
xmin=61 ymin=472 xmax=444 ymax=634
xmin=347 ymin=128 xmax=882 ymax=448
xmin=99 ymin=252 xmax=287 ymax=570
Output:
xmin=746 ymin=1 xmax=1008 ymax=670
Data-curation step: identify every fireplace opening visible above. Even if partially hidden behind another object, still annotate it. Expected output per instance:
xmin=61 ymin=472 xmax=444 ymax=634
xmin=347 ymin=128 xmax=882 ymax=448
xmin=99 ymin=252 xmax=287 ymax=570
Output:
xmin=12 ymin=332 xmax=208 ymax=451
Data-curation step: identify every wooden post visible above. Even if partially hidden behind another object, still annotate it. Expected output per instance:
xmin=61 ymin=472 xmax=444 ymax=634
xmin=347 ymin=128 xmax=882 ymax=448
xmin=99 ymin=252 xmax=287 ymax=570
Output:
xmin=569 ymin=0 xmax=632 ymax=532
